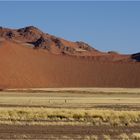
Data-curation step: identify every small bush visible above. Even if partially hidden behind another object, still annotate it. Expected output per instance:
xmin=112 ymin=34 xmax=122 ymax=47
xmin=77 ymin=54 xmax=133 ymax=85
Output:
xmin=131 ymin=133 xmax=140 ymax=140
xmin=103 ymin=135 xmax=111 ymax=140
xmin=84 ymin=135 xmax=98 ymax=140
xmin=118 ymin=133 xmax=129 ymax=140
xmin=90 ymin=135 xmax=98 ymax=140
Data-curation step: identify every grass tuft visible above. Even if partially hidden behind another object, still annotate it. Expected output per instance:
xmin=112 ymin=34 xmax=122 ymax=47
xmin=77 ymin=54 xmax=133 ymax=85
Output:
xmin=131 ymin=133 xmax=140 ymax=140
xmin=118 ymin=133 xmax=129 ymax=140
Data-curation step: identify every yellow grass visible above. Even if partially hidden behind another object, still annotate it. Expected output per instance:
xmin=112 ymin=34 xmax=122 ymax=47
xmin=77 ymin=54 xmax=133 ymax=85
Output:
xmin=131 ymin=133 xmax=140 ymax=140
xmin=0 ymin=107 xmax=139 ymax=126
xmin=0 ymin=90 xmax=140 ymax=108
xmin=103 ymin=135 xmax=111 ymax=140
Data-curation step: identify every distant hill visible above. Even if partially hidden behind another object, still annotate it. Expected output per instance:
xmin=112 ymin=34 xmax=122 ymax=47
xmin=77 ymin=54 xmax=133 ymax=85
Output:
xmin=0 ymin=26 xmax=139 ymax=88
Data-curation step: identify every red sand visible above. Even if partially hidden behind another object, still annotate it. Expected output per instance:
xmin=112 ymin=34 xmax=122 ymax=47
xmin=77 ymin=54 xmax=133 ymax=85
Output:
xmin=0 ymin=26 xmax=139 ymax=88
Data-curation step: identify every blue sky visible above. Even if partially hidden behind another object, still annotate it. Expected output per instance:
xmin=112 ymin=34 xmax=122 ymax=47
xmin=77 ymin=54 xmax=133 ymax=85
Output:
xmin=0 ymin=1 xmax=140 ymax=54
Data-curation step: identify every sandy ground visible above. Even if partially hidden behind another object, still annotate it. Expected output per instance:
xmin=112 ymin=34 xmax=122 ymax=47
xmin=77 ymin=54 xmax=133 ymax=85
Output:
xmin=0 ymin=40 xmax=140 ymax=88
xmin=0 ymin=90 xmax=140 ymax=110
xmin=0 ymin=125 xmax=139 ymax=140
xmin=0 ymin=90 xmax=139 ymax=139
xmin=5 ymin=87 xmax=140 ymax=93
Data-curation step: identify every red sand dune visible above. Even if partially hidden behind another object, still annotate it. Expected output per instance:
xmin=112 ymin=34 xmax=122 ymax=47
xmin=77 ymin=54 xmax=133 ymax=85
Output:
xmin=0 ymin=26 xmax=140 ymax=88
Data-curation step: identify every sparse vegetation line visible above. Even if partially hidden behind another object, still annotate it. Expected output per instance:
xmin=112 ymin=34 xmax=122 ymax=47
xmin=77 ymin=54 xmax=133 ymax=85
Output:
xmin=4 ymin=87 xmax=140 ymax=94
xmin=0 ymin=108 xmax=140 ymax=126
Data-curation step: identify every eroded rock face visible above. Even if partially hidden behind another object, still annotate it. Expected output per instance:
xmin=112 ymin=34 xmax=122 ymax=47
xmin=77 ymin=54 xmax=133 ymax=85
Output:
xmin=108 ymin=51 xmax=119 ymax=54
xmin=32 ymin=36 xmax=52 ymax=50
xmin=0 ymin=26 xmax=97 ymax=55
xmin=51 ymin=37 xmax=64 ymax=49
xmin=76 ymin=41 xmax=97 ymax=51
xmin=6 ymin=31 xmax=15 ymax=39
xmin=17 ymin=26 xmax=43 ymax=41
xmin=131 ymin=53 xmax=140 ymax=62
xmin=0 ymin=26 xmax=137 ymax=63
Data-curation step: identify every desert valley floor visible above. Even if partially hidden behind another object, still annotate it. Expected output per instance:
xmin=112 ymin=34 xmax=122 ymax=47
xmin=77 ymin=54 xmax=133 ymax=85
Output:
xmin=0 ymin=88 xmax=139 ymax=140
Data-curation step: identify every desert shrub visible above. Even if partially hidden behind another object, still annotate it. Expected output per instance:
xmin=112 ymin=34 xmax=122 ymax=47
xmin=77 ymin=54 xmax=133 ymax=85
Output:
xmin=84 ymin=135 xmax=90 ymax=140
xmin=103 ymin=134 xmax=111 ymax=140
xmin=118 ymin=133 xmax=129 ymax=140
xmin=90 ymin=135 xmax=98 ymax=140
xmin=131 ymin=133 xmax=140 ymax=140
xmin=84 ymin=135 xmax=98 ymax=140
xmin=92 ymin=118 xmax=102 ymax=126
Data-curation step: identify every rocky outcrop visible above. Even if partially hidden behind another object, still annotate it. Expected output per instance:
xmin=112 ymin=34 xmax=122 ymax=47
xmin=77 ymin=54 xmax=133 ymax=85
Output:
xmin=76 ymin=41 xmax=96 ymax=51
xmin=0 ymin=26 xmax=138 ymax=62
xmin=0 ymin=26 xmax=97 ymax=55
xmin=32 ymin=36 xmax=51 ymax=50
xmin=131 ymin=53 xmax=140 ymax=62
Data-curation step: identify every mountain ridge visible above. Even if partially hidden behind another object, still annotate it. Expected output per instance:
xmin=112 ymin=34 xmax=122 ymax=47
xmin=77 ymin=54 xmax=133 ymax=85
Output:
xmin=0 ymin=26 xmax=137 ymax=62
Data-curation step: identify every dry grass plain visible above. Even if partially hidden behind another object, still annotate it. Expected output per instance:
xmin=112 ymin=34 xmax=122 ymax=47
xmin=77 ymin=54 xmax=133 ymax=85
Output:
xmin=0 ymin=88 xmax=140 ymax=139
xmin=1 ymin=88 xmax=140 ymax=109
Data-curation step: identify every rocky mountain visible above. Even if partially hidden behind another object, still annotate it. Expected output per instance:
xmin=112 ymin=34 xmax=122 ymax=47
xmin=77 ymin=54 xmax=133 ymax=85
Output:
xmin=0 ymin=26 xmax=135 ymax=62
xmin=0 ymin=26 xmax=97 ymax=55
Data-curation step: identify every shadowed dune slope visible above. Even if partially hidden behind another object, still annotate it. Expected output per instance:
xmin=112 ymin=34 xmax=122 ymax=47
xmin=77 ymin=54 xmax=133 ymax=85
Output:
xmin=0 ymin=40 xmax=140 ymax=88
